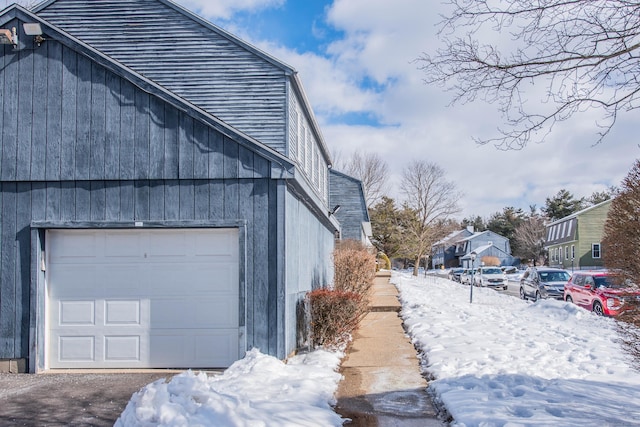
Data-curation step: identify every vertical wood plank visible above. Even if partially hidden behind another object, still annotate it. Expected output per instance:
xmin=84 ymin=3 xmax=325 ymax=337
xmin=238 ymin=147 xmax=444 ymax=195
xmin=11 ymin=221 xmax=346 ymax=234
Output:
xmin=179 ymin=179 xmax=195 ymax=220
xmin=209 ymin=180 xmax=224 ymax=220
xmin=30 ymin=43 xmax=48 ymax=181
xmin=104 ymin=73 xmax=121 ymax=180
xmin=149 ymin=96 xmax=165 ymax=178
xmin=31 ymin=182 xmax=46 ymax=222
xmin=223 ymin=136 xmax=239 ymax=179
xmin=134 ymin=90 xmax=150 ymax=179
xmin=238 ymin=146 xmax=254 ymax=179
xmin=0 ymin=184 xmax=16 ymax=357
xmin=149 ymin=180 xmax=165 ymax=220
xmin=59 ymin=181 xmax=75 ymax=221
xmin=90 ymin=63 xmax=106 ymax=180
xmin=194 ymin=181 xmax=209 ymax=220
xmin=239 ymin=179 xmax=255 ymax=348
xmin=208 ymin=130 xmax=224 ymax=179
xmin=119 ymin=80 xmax=135 ymax=179
xmin=45 ymin=183 xmax=60 ymax=221
xmin=105 ymin=181 xmax=120 ymax=221
xmin=46 ymin=41 xmax=63 ymax=181
xmin=163 ymin=106 xmax=178 ymax=179
xmin=75 ymin=54 xmax=92 ymax=180
xmin=224 ymin=180 xmax=239 ymax=220
xmin=0 ymin=44 xmax=4 ymax=178
xmin=90 ymin=181 xmax=106 ymax=220
xmin=269 ymin=180 xmax=283 ymax=356
xmin=74 ymin=182 xmax=91 ymax=221
xmin=60 ymin=46 xmax=77 ymax=180
xmin=192 ymin=120 xmax=208 ymax=179
xmin=2 ymin=47 xmax=19 ymax=180
xmin=119 ymin=181 xmax=134 ymax=221
xmin=164 ymin=180 xmax=179 ymax=221
xmin=178 ymin=114 xmax=194 ymax=179
xmin=16 ymin=183 xmax=31 ymax=356
xmin=134 ymin=180 xmax=150 ymax=220
xmin=16 ymin=45 xmax=34 ymax=181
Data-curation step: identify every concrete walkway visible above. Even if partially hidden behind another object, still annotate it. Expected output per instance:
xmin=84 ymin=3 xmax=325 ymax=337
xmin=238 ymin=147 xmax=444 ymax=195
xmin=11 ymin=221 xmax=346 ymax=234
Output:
xmin=335 ymin=272 xmax=446 ymax=426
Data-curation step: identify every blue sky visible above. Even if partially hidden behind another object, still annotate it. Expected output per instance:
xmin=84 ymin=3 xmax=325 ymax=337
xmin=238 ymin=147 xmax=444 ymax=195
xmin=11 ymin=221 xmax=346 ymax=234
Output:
xmin=175 ymin=0 xmax=637 ymax=219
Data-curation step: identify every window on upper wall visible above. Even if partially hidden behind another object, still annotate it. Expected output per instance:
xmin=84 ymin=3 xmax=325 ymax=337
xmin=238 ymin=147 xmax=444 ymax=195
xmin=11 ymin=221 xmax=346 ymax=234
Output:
xmin=592 ymin=243 xmax=601 ymax=259
xmin=571 ymin=245 xmax=575 ymax=260
xmin=565 ymin=246 xmax=568 ymax=261
xmin=290 ymin=106 xmax=298 ymax=161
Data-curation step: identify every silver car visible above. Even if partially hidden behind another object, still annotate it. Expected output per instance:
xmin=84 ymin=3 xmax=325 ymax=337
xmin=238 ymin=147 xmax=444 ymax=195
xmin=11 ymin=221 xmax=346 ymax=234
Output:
xmin=520 ymin=267 xmax=571 ymax=301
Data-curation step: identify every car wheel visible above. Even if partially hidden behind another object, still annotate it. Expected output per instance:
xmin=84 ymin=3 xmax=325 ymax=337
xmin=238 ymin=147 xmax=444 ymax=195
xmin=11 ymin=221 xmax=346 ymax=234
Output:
xmin=565 ymin=295 xmax=573 ymax=303
xmin=593 ymin=301 xmax=604 ymax=316
xmin=519 ymin=287 xmax=526 ymax=300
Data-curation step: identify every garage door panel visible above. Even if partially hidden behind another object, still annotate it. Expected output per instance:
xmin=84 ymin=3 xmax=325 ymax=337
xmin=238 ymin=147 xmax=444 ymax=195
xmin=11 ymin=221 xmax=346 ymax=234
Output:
xmin=104 ymin=232 xmax=141 ymax=258
xmin=58 ymin=300 xmax=96 ymax=326
xmin=105 ymin=300 xmax=141 ymax=325
xmin=47 ymin=228 xmax=240 ymax=369
xmin=50 ymin=232 xmax=98 ymax=260
xmin=58 ymin=336 xmax=95 ymax=362
xmin=150 ymin=330 xmax=238 ymax=367
xmin=104 ymin=336 xmax=141 ymax=361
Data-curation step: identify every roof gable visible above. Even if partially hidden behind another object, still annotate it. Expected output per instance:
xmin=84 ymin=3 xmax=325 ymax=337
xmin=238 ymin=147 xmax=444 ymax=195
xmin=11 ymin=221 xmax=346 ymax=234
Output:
xmin=33 ymin=0 xmax=298 ymax=154
xmin=0 ymin=4 xmax=294 ymax=177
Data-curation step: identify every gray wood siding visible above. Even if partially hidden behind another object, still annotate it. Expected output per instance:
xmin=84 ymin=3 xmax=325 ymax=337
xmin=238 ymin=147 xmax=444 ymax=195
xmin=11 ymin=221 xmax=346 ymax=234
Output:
xmin=284 ymin=188 xmax=334 ymax=354
xmin=329 ymin=170 xmax=369 ymax=242
xmin=0 ymin=39 xmax=271 ymax=183
xmin=0 ymin=179 xmax=281 ymax=360
xmin=0 ymin=34 xmax=284 ymax=361
xmin=37 ymin=0 xmax=288 ymax=152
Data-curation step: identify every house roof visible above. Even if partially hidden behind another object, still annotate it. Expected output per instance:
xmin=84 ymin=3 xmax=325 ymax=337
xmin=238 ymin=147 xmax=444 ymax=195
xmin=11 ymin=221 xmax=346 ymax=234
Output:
xmin=32 ymin=0 xmax=331 ymax=164
xmin=434 ymin=229 xmax=472 ymax=246
xmin=1 ymin=4 xmax=295 ymax=178
xmin=459 ymin=242 xmax=510 ymax=260
xmin=545 ymin=199 xmax=613 ymax=227
xmin=457 ymin=230 xmax=506 ymax=243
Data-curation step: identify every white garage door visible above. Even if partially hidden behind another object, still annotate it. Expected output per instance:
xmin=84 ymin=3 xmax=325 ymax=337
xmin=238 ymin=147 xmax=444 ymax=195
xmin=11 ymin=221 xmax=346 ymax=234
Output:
xmin=46 ymin=228 xmax=240 ymax=369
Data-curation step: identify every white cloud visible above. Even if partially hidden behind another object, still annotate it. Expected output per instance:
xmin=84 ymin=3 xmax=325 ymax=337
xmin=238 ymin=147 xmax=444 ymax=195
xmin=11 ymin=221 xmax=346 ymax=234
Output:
xmin=177 ymin=0 xmax=637 ymax=218
xmin=176 ymin=0 xmax=284 ymax=20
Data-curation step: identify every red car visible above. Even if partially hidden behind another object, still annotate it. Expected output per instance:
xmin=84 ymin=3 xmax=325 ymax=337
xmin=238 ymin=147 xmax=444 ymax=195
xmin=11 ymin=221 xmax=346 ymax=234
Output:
xmin=564 ymin=271 xmax=640 ymax=317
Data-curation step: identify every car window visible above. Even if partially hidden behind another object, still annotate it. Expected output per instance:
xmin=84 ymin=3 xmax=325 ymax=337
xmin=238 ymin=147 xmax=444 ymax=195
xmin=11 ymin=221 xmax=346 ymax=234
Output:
xmin=585 ymin=276 xmax=595 ymax=287
xmin=483 ymin=268 xmax=502 ymax=274
xmin=573 ymin=275 xmax=585 ymax=286
xmin=594 ymin=276 xmax=624 ymax=289
xmin=540 ymin=271 xmax=570 ymax=282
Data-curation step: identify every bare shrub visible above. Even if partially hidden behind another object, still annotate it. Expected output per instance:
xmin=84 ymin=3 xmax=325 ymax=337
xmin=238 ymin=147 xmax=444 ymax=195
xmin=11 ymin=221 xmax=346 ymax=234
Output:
xmin=333 ymin=240 xmax=376 ymax=297
xmin=481 ymin=256 xmax=500 ymax=266
xmin=308 ymin=289 xmax=364 ymax=350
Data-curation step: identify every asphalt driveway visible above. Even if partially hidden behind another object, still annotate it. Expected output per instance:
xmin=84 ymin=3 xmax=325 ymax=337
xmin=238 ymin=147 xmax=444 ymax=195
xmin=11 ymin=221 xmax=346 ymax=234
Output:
xmin=0 ymin=372 xmax=177 ymax=426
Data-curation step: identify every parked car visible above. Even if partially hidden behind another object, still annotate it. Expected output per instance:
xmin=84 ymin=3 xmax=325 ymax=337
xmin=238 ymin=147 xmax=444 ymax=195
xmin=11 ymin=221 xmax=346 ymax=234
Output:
xmin=460 ymin=268 xmax=476 ymax=285
xmin=520 ymin=267 xmax=571 ymax=301
xmin=473 ymin=266 xmax=508 ymax=290
xmin=564 ymin=271 xmax=640 ymax=317
xmin=448 ymin=268 xmax=465 ymax=282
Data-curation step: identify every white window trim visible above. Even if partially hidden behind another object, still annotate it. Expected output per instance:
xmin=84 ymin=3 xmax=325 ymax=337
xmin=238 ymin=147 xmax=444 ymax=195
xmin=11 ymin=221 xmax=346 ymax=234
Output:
xmin=592 ymin=243 xmax=601 ymax=259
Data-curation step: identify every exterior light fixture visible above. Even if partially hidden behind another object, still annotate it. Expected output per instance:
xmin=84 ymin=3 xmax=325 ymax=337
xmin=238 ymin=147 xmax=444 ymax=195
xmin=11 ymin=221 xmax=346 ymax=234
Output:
xmin=0 ymin=27 xmax=18 ymax=48
xmin=328 ymin=205 xmax=341 ymax=216
xmin=23 ymin=22 xmax=45 ymax=46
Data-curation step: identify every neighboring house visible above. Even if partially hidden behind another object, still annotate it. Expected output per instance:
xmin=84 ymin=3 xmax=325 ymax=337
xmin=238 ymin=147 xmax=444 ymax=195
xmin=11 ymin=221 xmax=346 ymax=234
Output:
xmin=455 ymin=230 xmax=515 ymax=268
xmin=545 ymin=199 xmax=612 ymax=271
xmin=329 ymin=170 xmax=372 ymax=245
xmin=0 ymin=1 xmax=345 ymax=372
xmin=431 ymin=228 xmax=473 ymax=269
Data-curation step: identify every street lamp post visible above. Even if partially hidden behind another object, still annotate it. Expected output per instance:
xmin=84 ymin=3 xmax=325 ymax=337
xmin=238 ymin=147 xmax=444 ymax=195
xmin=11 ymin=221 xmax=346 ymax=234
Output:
xmin=469 ymin=251 xmax=477 ymax=304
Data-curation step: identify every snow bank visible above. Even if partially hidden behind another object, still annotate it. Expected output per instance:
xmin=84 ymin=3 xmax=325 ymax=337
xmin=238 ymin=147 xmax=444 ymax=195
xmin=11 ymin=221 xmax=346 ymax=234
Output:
xmin=115 ymin=348 xmax=345 ymax=427
xmin=393 ymin=272 xmax=640 ymax=427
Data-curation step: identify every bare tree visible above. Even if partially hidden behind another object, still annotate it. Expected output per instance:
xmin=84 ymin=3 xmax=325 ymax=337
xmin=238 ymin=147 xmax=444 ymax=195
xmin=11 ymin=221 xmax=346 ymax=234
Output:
xmin=339 ymin=150 xmax=389 ymax=208
xmin=513 ymin=215 xmax=547 ymax=266
xmin=603 ymin=159 xmax=640 ymax=284
xmin=401 ymin=161 xmax=461 ymax=276
xmin=417 ymin=0 xmax=640 ymax=149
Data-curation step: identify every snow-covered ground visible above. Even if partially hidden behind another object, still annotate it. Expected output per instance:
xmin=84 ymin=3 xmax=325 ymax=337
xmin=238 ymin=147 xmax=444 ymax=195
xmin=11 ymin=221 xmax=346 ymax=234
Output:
xmin=115 ymin=349 xmax=345 ymax=426
xmin=393 ymin=271 xmax=640 ymax=426
xmin=117 ymin=271 xmax=640 ymax=426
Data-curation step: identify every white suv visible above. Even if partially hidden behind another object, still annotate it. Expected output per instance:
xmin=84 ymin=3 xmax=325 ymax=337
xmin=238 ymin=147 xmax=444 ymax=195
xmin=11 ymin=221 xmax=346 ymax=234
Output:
xmin=473 ymin=266 xmax=508 ymax=290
